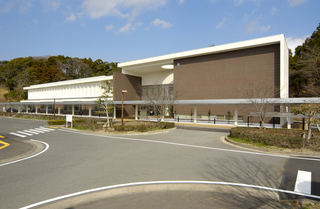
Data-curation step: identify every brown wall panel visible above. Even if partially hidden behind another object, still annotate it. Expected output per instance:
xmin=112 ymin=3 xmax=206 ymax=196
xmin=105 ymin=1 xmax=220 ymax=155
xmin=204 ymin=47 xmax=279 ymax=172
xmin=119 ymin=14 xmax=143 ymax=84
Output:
xmin=113 ymin=72 xmax=142 ymax=101
xmin=174 ymin=44 xmax=280 ymax=100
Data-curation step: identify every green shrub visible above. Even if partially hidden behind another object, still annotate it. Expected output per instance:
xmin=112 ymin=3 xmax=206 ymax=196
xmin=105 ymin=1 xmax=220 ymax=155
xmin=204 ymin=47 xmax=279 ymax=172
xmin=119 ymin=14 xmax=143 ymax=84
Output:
xmin=229 ymin=127 xmax=320 ymax=150
xmin=47 ymin=120 xmax=65 ymax=125
xmin=113 ymin=122 xmax=175 ymax=132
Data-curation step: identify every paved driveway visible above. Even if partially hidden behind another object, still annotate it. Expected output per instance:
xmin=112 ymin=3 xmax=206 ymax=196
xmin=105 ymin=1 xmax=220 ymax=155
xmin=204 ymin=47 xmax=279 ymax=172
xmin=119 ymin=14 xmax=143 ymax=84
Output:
xmin=0 ymin=117 xmax=319 ymax=208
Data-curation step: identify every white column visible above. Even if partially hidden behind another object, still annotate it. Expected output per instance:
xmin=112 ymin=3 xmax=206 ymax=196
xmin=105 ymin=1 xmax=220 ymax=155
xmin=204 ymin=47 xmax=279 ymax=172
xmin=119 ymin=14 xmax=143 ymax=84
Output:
xmin=58 ymin=106 xmax=61 ymax=115
xmin=234 ymin=106 xmax=238 ymax=126
xmin=135 ymin=105 xmax=138 ymax=120
xmin=194 ymin=105 xmax=197 ymax=123
xmin=286 ymin=106 xmax=291 ymax=129
xmin=113 ymin=105 xmax=116 ymax=119
xmin=46 ymin=105 xmax=48 ymax=114
xmin=26 ymin=105 xmax=28 ymax=113
xmin=35 ymin=105 xmax=38 ymax=114
xmin=18 ymin=106 xmax=21 ymax=113
xmin=72 ymin=105 xmax=74 ymax=116
xmin=89 ymin=105 xmax=92 ymax=117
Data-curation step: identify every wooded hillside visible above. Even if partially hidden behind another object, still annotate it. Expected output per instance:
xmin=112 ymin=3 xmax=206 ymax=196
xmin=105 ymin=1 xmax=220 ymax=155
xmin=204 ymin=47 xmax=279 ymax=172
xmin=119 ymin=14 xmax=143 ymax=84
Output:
xmin=0 ymin=56 xmax=121 ymax=102
xmin=289 ymin=22 xmax=320 ymax=97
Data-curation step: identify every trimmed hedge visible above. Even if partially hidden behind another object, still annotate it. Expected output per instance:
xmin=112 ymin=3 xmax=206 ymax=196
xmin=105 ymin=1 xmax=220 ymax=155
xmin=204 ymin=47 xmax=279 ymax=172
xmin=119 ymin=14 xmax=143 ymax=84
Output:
xmin=230 ymin=127 xmax=320 ymax=150
xmin=114 ymin=122 xmax=175 ymax=132
xmin=47 ymin=119 xmax=84 ymax=125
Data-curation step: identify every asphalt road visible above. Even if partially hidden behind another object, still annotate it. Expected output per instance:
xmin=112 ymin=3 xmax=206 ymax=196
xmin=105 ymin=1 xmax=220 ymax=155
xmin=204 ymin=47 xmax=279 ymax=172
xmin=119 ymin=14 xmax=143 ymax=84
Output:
xmin=0 ymin=117 xmax=320 ymax=208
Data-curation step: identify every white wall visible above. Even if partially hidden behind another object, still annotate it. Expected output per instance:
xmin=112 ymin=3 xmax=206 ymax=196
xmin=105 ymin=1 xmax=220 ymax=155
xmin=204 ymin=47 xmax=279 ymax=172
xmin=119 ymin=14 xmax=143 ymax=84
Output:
xmin=28 ymin=81 xmax=108 ymax=100
xmin=141 ymin=70 xmax=173 ymax=86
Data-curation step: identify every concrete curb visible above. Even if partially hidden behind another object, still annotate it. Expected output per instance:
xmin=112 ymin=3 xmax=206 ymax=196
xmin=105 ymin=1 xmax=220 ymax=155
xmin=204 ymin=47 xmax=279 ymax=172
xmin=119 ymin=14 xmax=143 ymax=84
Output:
xmin=0 ymin=139 xmax=46 ymax=166
xmin=24 ymin=182 xmax=284 ymax=209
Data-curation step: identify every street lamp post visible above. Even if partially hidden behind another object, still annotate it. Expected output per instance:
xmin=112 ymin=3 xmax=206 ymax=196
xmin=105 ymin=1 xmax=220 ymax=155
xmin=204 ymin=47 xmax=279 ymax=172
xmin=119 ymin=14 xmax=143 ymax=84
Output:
xmin=53 ymin=98 xmax=56 ymax=120
xmin=121 ymin=90 xmax=127 ymax=126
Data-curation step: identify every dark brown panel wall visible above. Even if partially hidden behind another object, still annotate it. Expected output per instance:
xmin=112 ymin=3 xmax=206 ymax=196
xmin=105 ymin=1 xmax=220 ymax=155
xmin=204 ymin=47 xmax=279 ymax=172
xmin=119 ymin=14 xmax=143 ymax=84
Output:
xmin=113 ymin=72 xmax=142 ymax=101
xmin=174 ymin=44 xmax=280 ymax=100
xmin=173 ymin=44 xmax=280 ymax=122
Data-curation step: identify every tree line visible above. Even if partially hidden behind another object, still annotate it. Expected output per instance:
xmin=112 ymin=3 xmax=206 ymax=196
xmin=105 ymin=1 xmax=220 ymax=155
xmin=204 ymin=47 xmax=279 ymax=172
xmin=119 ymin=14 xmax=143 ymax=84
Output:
xmin=0 ymin=55 xmax=121 ymax=101
xmin=289 ymin=22 xmax=320 ymax=97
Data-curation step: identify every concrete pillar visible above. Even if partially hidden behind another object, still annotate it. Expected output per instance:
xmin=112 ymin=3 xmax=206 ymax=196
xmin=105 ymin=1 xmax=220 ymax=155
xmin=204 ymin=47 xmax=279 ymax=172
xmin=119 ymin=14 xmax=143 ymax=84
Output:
xmin=46 ymin=105 xmax=48 ymax=114
xmin=135 ymin=105 xmax=138 ymax=120
xmin=114 ymin=105 xmax=116 ymax=119
xmin=35 ymin=105 xmax=38 ymax=114
xmin=18 ymin=106 xmax=21 ymax=113
xmin=287 ymin=117 xmax=291 ymax=129
xmin=72 ymin=104 xmax=74 ymax=116
xmin=89 ymin=105 xmax=92 ymax=117
xmin=58 ymin=106 xmax=61 ymax=115
xmin=234 ymin=106 xmax=238 ymax=126
xmin=26 ymin=105 xmax=29 ymax=113
xmin=194 ymin=105 xmax=197 ymax=123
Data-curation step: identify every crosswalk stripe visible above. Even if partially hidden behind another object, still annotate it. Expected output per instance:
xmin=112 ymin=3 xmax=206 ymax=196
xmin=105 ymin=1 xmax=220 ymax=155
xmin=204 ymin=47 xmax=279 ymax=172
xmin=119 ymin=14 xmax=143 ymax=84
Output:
xmin=29 ymin=129 xmax=46 ymax=133
xmin=17 ymin=131 xmax=33 ymax=136
xmin=34 ymin=128 xmax=50 ymax=132
xmin=23 ymin=130 xmax=40 ymax=134
xmin=294 ymin=170 xmax=312 ymax=195
xmin=9 ymin=132 xmax=27 ymax=138
xmin=39 ymin=126 xmax=54 ymax=131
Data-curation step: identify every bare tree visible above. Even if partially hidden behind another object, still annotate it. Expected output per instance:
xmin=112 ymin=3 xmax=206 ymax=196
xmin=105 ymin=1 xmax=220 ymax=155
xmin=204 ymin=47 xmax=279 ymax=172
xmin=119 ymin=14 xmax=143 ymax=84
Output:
xmin=141 ymin=83 xmax=179 ymax=124
xmin=95 ymin=80 xmax=113 ymax=128
xmin=291 ymin=103 xmax=320 ymax=145
xmin=241 ymin=81 xmax=281 ymax=129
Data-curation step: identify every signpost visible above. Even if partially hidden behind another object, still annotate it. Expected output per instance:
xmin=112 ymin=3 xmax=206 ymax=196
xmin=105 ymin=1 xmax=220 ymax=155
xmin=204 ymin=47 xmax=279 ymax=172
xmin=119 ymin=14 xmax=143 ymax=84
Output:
xmin=66 ymin=114 xmax=73 ymax=128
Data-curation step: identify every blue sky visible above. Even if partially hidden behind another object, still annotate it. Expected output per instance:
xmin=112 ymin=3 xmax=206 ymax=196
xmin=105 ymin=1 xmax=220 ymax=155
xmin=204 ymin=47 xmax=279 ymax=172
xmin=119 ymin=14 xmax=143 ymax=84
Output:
xmin=0 ymin=0 xmax=319 ymax=63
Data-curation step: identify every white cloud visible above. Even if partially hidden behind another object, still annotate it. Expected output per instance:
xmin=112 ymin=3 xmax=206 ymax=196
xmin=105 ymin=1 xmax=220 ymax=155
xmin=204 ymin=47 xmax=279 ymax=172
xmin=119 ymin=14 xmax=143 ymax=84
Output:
xmin=105 ymin=24 xmax=113 ymax=32
xmin=0 ymin=2 xmax=15 ymax=13
xmin=270 ymin=7 xmax=277 ymax=16
xmin=179 ymin=0 xmax=185 ymax=4
xmin=82 ymin=0 xmax=167 ymax=20
xmin=260 ymin=25 xmax=270 ymax=32
xmin=19 ymin=0 xmax=32 ymax=12
xmin=243 ymin=16 xmax=270 ymax=34
xmin=42 ymin=0 xmax=62 ymax=11
xmin=65 ymin=13 xmax=76 ymax=22
xmin=216 ymin=17 xmax=227 ymax=29
xmin=234 ymin=0 xmax=244 ymax=6
xmin=286 ymin=35 xmax=309 ymax=52
xmin=288 ymin=0 xmax=307 ymax=7
xmin=152 ymin=19 xmax=173 ymax=29
xmin=119 ymin=22 xmax=134 ymax=33
xmin=34 ymin=19 xmax=39 ymax=24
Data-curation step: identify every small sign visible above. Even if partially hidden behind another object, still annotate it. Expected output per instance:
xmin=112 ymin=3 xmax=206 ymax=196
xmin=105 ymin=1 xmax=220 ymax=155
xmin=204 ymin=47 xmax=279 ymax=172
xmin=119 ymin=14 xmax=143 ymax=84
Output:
xmin=66 ymin=115 xmax=73 ymax=128
xmin=66 ymin=115 xmax=73 ymax=122
xmin=66 ymin=115 xmax=72 ymax=122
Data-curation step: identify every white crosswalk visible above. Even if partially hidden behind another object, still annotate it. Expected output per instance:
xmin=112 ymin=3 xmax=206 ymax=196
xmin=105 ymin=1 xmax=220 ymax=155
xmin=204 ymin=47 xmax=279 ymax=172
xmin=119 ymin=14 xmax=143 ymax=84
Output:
xmin=9 ymin=126 xmax=55 ymax=138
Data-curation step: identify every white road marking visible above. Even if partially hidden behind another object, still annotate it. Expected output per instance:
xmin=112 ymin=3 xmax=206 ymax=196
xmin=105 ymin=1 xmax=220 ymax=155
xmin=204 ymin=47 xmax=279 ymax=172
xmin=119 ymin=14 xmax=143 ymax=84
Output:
xmin=9 ymin=132 xmax=26 ymax=138
xmin=17 ymin=131 xmax=33 ymax=136
xmin=59 ymin=129 xmax=320 ymax=162
xmin=294 ymin=170 xmax=312 ymax=194
xmin=23 ymin=130 xmax=40 ymax=135
xmin=0 ymin=139 xmax=49 ymax=167
xmin=39 ymin=126 xmax=55 ymax=131
xmin=20 ymin=180 xmax=320 ymax=209
xmin=29 ymin=129 xmax=45 ymax=133
xmin=34 ymin=128 xmax=50 ymax=132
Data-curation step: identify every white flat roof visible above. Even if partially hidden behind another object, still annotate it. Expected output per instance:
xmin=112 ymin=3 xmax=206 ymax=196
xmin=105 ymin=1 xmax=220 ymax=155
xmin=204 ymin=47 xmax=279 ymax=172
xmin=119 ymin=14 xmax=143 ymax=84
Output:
xmin=118 ymin=34 xmax=287 ymax=74
xmin=23 ymin=75 xmax=113 ymax=90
